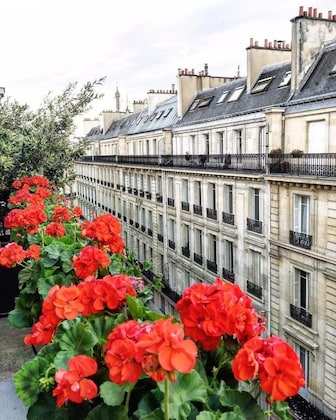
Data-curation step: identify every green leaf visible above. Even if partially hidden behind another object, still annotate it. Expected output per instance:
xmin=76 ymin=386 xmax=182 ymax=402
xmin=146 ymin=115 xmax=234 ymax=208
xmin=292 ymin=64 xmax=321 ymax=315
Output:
xmin=8 ymin=307 xmax=33 ymax=328
xmin=100 ymin=381 xmax=127 ymax=406
xmin=86 ymin=403 xmax=127 ymax=420
xmin=88 ymin=314 xmax=118 ymax=345
xmin=27 ymin=392 xmax=68 ymax=420
xmin=57 ymin=319 xmax=97 ymax=354
xmin=14 ymin=358 xmax=50 ymax=406
xmin=218 ymin=388 xmax=266 ymax=419
xmin=126 ymin=295 xmax=144 ymax=319
xmin=135 ymin=408 xmax=164 ymax=420
xmin=272 ymin=400 xmax=292 ymax=420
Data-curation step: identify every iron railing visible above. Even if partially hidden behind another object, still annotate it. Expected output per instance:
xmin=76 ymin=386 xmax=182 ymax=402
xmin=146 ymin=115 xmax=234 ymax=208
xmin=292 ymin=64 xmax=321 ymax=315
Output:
xmin=222 ymin=268 xmax=235 ymax=283
xmin=222 ymin=212 xmax=234 ymax=225
xmin=289 ymin=230 xmax=312 ymax=250
xmin=82 ymin=153 xmax=336 ymax=178
xmin=246 ymin=280 xmax=263 ymax=299
xmin=247 ymin=218 xmax=263 ymax=234
xmin=290 ymin=304 xmax=312 ymax=328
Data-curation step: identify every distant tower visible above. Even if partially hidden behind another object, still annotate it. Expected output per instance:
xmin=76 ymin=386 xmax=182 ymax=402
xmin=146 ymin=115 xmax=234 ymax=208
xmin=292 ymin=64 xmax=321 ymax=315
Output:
xmin=115 ymin=84 xmax=120 ymax=112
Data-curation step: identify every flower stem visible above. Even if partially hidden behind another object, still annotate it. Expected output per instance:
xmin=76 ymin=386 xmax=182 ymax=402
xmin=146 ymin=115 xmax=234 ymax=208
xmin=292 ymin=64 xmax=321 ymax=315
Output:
xmin=164 ymin=377 xmax=169 ymax=420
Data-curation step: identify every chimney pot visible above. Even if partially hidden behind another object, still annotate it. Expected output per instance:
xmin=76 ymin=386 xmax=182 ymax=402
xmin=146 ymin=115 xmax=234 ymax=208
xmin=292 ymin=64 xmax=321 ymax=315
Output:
xmin=299 ymin=6 xmax=304 ymax=16
xmin=308 ymin=7 xmax=312 ymax=16
xmin=328 ymin=10 xmax=332 ymax=19
xmin=264 ymin=39 xmax=268 ymax=47
xmin=313 ymin=8 xmax=317 ymax=18
xmin=250 ymin=37 xmax=254 ymax=46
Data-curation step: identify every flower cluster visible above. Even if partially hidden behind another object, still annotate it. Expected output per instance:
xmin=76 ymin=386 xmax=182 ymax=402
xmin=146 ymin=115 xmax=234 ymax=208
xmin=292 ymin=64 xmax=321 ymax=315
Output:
xmin=232 ymin=336 xmax=305 ymax=401
xmin=52 ymin=355 xmax=98 ymax=407
xmin=176 ymin=278 xmax=265 ymax=351
xmin=24 ymin=274 xmax=137 ymax=346
xmin=0 ymin=175 xmax=305 ymax=419
xmin=105 ymin=318 xmax=197 ymax=385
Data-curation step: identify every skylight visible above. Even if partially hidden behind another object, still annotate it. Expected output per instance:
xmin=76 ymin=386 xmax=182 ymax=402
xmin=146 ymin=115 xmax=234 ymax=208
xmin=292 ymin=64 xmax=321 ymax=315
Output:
xmin=251 ymin=77 xmax=273 ymax=94
xmin=329 ymin=64 xmax=336 ymax=76
xmin=189 ymin=99 xmax=200 ymax=111
xmin=227 ymin=86 xmax=245 ymax=102
xmin=278 ymin=71 xmax=291 ymax=87
xmin=217 ymin=91 xmax=229 ymax=104
xmin=163 ymin=108 xmax=172 ymax=117
xmin=198 ymin=96 xmax=213 ymax=108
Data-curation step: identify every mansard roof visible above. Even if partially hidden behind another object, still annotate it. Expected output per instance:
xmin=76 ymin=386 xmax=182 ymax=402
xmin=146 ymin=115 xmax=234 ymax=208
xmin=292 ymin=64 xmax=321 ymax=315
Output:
xmin=101 ymin=95 xmax=178 ymax=140
xmin=176 ymin=61 xmax=292 ymax=127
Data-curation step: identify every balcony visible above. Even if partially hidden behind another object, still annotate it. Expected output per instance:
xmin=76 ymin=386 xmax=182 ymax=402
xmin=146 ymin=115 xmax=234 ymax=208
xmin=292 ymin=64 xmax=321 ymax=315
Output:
xmin=83 ymin=153 xmax=336 ymax=179
xmin=222 ymin=268 xmax=235 ymax=283
xmin=117 ymin=212 xmax=121 ymax=219
xmin=168 ymin=240 xmax=176 ymax=250
xmin=181 ymin=246 xmax=190 ymax=258
xmin=193 ymin=253 xmax=203 ymax=265
xmin=206 ymin=208 xmax=217 ymax=220
xmin=162 ymin=281 xmax=181 ymax=304
xmin=158 ymin=233 xmax=164 ymax=242
xmin=146 ymin=191 xmax=152 ymax=200
xmin=247 ymin=218 xmax=262 ymax=234
xmin=141 ymin=225 xmax=146 ymax=232
xmin=156 ymin=193 xmax=163 ymax=203
xmin=116 ymin=184 xmax=120 ymax=190
xmin=135 ymin=222 xmax=139 ymax=229
xmin=289 ymin=230 xmax=312 ymax=250
xmin=207 ymin=260 xmax=217 ymax=274
xmin=129 ymin=219 xmax=134 ymax=225
xmin=290 ymin=304 xmax=312 ymax=328
xmin=139 ymin=189 xmax=145 ymax=197
xmin=133 ymin=188 xmax=138 ymax=196
xmin=181 ymin=201 xmax=190 ymax=212
xmin=222 ymin=212 xmax=234 ymax=225
xmin=246 ymin=280 xmax=262 ymax=299
xmin=127 ymin=187 xmax=132 ymax=193
xmin=168 ymin=197 xmax=175 ymax=207
xmin=121 ymin=185 xmax=126 ymax=192
xmin=193 ymin=204 xmax=202 ymax=216
xmin=147 ymin=228 xmax=153 ymax=237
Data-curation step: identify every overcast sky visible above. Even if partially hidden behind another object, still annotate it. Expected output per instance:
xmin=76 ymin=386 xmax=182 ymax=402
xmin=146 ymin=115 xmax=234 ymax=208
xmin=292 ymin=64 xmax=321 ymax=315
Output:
xmin=1 ymin=1 xmax=336 ymax=128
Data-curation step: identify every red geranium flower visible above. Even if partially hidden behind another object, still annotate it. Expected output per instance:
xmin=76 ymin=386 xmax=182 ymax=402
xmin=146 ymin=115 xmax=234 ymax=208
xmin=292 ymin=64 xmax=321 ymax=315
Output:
xmin=45 ymin=222 xmax=66 ymax=237
xmin=53 ymin=355 xmax=98 ymax=407
xmin=72 ymin=245 xmax=110 ymax=279
xmin=0 ymin=242 xmax=27 ymax=267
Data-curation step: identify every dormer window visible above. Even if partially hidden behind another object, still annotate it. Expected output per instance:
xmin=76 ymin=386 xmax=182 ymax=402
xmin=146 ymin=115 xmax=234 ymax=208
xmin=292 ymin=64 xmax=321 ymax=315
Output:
xmin=227 ymin=86 xmax=245 ymax=102
xmin=251 ymin=77 xmax=273 ymax=93
xmin=163 ymin=108 xmax=172 ymax=117
xmin=217 ymin=91 xmax=229 ymax=104
xmin=278 ymin=71 xmax=291 ymax=87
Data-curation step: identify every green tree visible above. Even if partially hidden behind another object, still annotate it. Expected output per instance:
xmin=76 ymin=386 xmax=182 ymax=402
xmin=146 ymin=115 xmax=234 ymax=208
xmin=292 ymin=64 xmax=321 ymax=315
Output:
xmin=0 ymin=78 xmax=104 ymax=193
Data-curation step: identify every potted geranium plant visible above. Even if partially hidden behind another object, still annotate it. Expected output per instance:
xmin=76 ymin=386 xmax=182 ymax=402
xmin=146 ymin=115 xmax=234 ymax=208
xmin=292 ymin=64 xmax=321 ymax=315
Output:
xmin=0 ymin=175 xmax=305 ymax=419
xmin=291 ymin=149 xmax=303 ymax=157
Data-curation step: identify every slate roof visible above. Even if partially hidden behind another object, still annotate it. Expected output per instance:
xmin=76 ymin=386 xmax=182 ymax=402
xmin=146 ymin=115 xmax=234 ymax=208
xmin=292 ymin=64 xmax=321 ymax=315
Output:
xmin=176 ymin=61 xmax=292 ymax=127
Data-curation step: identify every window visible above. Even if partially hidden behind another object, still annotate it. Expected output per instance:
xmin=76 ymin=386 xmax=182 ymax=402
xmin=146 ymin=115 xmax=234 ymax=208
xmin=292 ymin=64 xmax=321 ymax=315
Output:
xmin=182 ymin=179 xmax=189 ymax=210
xmin=207 ymin=182 xmax=217 ymax=219
xmin=194 ymin=181 xmax=202 ymax=206
xmin=223 ymin=240 xmax=234 ymax=275
xmin=194 ymin=228 xmax=203 ymax=264
xmin=147 ymin=175 xmax=152 ymax=194
xmin=279 ymin=71 xmax=291 ymax=87
xmin=227 ymin=86 xmax=245 ymax=102
xmin=308 ymin=120 xmax=326 ymax=153
xmin=168 ymin=219 xmax=176 ymax=249
xmin=207 ymin=234 xmax=217 ymax=273
xmin=224 ymin=184 xmax=233 ymax=214
xmin=189 ymin=99 xmax=200 ymax=111
xmin=294 ymin=269 xmax=310 ymax=310
xmin=234 ymin=129 xmax=242 ymax=157
xmin=163 ymin=108 xmax=172 ymax=117
xmin=294 ymin=195 xmax=310 ymax=234
xmin=168 ymin=177 xmax=175 ymax=207
xmin=182 ymin=224 xmax=190 ymax=256
xmin=293 ymin=343 xmax=310 ymax=397
xmin=251 ymin=77 xmax=273 ymax=94
xmin=247 ymin=250 xmax=262 ymax=299
xmin=198 ymin=96 xmax=213 ymax=108
xmin=253 ymin=188 xmax=260 ymax=221
xmin=217 ymin=91 xmax=229 ymax=104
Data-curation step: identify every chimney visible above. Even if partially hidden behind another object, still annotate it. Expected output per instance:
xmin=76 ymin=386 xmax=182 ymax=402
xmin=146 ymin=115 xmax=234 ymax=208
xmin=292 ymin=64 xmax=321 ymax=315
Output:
xmin=291 ymin=6 xmax=336 ymax=90
xmin=246 ymin=38 xmax=291 ymax=93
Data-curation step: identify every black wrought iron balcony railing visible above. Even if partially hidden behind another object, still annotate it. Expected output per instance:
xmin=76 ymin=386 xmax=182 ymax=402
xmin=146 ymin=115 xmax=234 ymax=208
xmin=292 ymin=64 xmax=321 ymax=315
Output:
xmin=161 ymin=281 xmax=181 ymax=304
xmin=141 ymin=225 xmax=146 ymax=232
xmin=222 ymin=212 xmax=234 ymax=225
xmin=289 ymin=230 xmax=312 ymax=250
xmin=116 ymin=184 xmax=120 ymax=190
xmin=206 ymin=208 xmax=217 ymax=220
xmin=147 ymin=228 xmax=153 ymax=237
xmin=133 ymin=188 xmax=138 ymax=195
xmin=146 ymin=191 xmax=152 ymax=200
xmin=168 ymin=240 xmax=176 ymax=250
xmin=117 ymin=212 xmax=121 ymax=219
xmin=181 ymin=201 xmax=190 ymax=212
xmin=129 ymin=219 xmax=134 ymax=225
xmin=156 ymin=193 xmax=163 ymax=203
xmin=246 ymin=280 xmax=262 ymax=299
xmin=121 ymin=185 xmax=126 ymax=192
xmin=194 ymin=253 xmax=203 ymax=265
xmin=139 ymin=190 xmax=145 ymax=197
xmin=193 ymin=204 xmax=202 ymax=216
xmin=207 ymin=260 xmax=217 ymax=274
xmin=168 ymin=198 xmax=175 ymax=207
xmin=222 ymin=268 xmax=235 ymax=283
xmin=135 ymin=222 xmax=140 ymax=228
xmin=182 ymin=246 xmax=190 ymax=258
xmin=158 ymin=233 xmax=164 ymax=242
xmin=127 ymin=187 xmax=132 ymax=193
xmin=290 ymin=304 xmax=312 ymax=328
xmin=82 ymin=153 xmax=336 ymax=178
xmin=247 ymin=218 xmax=262 ymax=234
